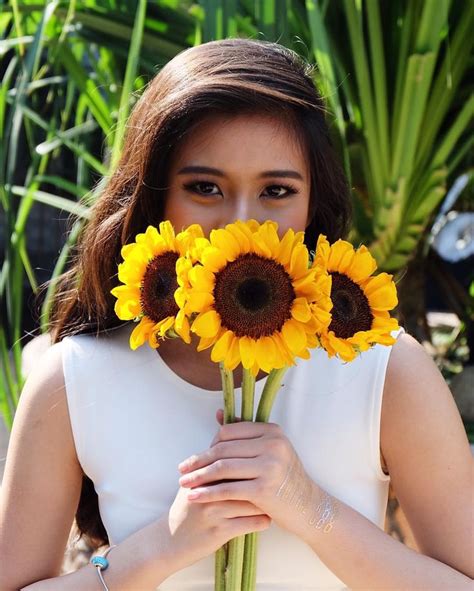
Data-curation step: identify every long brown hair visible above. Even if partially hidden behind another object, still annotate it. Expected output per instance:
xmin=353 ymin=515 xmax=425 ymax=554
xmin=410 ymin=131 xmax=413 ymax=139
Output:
xmin=44 ymin=37 xmax=353 ymax=550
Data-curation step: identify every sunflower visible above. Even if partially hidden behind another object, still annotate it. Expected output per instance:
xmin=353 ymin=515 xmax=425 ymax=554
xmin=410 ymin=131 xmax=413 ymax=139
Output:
xmin=110 ymin=220 xmax=204 ymax=350
xmin=175 ymin=219 xmax=333 ymax=377
xmin=312 ymin=234 xmax=400 ymax=362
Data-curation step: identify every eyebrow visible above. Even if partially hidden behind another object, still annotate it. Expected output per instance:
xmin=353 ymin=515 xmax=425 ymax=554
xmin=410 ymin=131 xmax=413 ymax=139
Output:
xmin=177 ymin=165 xmax=304 ymax=181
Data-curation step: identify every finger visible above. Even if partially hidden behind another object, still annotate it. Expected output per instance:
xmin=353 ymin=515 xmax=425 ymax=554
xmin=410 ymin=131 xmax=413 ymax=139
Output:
xmin=178 ymin=438 xmax=263 ymax=474
xmin=225 ymin=514 xmax=272 ymax=538
xmin=216 ymin=408 xmax=242 ymax=425
xmin=211 ymin=416 xmax=265 ymax=448
xmin=187 ymin=479 xmax=257 ymax=503
xmin=214 ymin=420 xmax=280 ymax=445
xmin=179 ymin=457 xmax=261 ymax=489
xmin=214 ymin=500 xmax=270 ymax=519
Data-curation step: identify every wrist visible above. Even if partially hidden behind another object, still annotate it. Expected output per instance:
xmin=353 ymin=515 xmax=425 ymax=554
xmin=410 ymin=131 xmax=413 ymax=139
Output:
xmin=290 ymin=477 xmax=340 ymax=546
xmin=138 ymin=513 xmax=180 ymax=585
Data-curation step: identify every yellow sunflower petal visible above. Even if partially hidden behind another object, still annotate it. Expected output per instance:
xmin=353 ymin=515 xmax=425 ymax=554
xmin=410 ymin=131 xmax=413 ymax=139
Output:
xmin=159 ymin=220 xmax=176 ymax=250
xmin=363 ymin=273 xmax=398 ymax=310
xmin=225 ymin=223 xmax=251 ymax=253
xmin=327 ymin=331 xmax=357 ymax=361
xmin=174 ymin=309 xmax=191 ymax=344
xmin=112 ymin=289 xmax=142 ymax=320
xmin=348 ymin=333 xmax=372 ymax=351
xmin=289 ymin=243 xmax=310 ymax=280
xmin=319 ymin=332 xmax=336 ymax=357
xmin=210 ymin=330 xmax=234 ymax=363
xmin=174 ymin=286 xmax=187 ymax=308
xmin=239 ymin=336 xmax=257 ymax=369
xmin=239 ymin=219 xmax=261 ymax=233
xmin=130 ymin=317 xmax=155 ymax=350
xmin=258 ymin=221 xmax=280 ymax=256
xmin=296 ymin=347 xmax=311 ymax=360
xmin=156 ymin=315 xmax=175 ymax=336
xmin=189 ymin=265 xmax=215 ymax=292
xmin=281 ymin=319 xmax=307 ymax=355
xmin=269 ymin=336 xmax=287 ymax=368
xmin=175 ymin=224 xmax=205 ymax=255
xmin=224 ymin=335 xmax=242 ymax=371
xmin=372 ymin=313 xmax=400 ymax=332
xmin=210 ymin=228 xmax=241 ymax=261
xmin=110 ymin=284 xmax=140 ymax=300
xmin=371 ymin=333 xmax=397 ymax=346
xmin=272 ymin=332 xmax=296 ymax=366
xmin=327 ymin=239 xmax=355 ymax=272
xmin=256 ymin=337 xmax=279 ymax=372
xmin=292 ymin=269 xmax=317 ymax=292
xmin=186 ymin=291 xmax=215 ymax=313
xmin=250 ymin=361 xmax=260 ymax=377
xmin=137 ymin=225 xmax=167 ymax=255
xmin=191 ymin=309 xmax=221 ymax=338
xmin=117 ymin=259 xmax=147 ymax=286
xmin=122 ymin=242 xmax=153 ymax=263
xmin=121 ymin=243 xmax=138 ymax=259
xmin=201 ymin=246 xmax=227 ymax=273
xmin=276 ymin=228 xmax=296 ymax=267
xmin=291 ymin=297 xmax=312 ymax=322
xmin=197 ymin=336 xmax=215 ymax=352
xmin=250 ymin=234 xmax=272 ymax=258
xmin=148 ymin=327 xmax=161 ymax=349
xmin=310 ymin=306 xmax=333 ymax=332
xmin=345 ymin=246 xmax=378 ymax=283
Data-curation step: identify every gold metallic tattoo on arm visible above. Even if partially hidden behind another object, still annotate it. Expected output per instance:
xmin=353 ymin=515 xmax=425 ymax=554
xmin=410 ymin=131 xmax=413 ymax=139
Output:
xmin=275 ymin=455 xmax=339 ymax=533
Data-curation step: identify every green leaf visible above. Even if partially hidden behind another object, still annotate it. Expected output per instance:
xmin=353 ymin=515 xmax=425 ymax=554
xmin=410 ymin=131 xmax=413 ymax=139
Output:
xmin=9 ymin=185 xmax=91 ymax=219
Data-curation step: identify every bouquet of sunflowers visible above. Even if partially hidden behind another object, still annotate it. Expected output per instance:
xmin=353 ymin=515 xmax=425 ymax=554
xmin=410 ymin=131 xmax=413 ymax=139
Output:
xmin=111 ymin=219 xmax=399 ymax=591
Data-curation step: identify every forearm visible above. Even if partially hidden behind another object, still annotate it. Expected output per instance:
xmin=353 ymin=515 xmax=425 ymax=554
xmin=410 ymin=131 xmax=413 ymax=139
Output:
xmin=21 ymin=515 xmax=176 ymax=591
xmin=296 ymin=481 xmax=472 ymax=590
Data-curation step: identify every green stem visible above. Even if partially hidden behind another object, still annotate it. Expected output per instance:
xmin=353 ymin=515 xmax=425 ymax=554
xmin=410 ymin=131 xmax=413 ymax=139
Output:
xmin=242 ymin=530 xmax=258 ymax=590
xmin=241 ymin=368 xmax=256 ymax=589
xmin=241 ymin=368 xmax=255 ymax=420
xmin=256 ymin=367 xmax=289 ymax=422
xmin=220 ymin=362 xmax=235 ymax=423
xmin=214 ymin=543 xmax=227 ymax=591
xmin=226 ymin=536 xmax=245 ymax=590
xmin=215 ymin=362 xmax=235 ymax=591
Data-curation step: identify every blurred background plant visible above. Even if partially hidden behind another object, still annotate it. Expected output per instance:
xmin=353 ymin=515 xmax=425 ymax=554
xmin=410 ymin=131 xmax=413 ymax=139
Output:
xmin=1 ymin=0 xmax=473 ymax=562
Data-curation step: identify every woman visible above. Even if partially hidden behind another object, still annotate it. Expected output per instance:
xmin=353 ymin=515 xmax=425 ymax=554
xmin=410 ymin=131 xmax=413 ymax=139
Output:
xmin=0 ymin=38 xmax=472 ymax=591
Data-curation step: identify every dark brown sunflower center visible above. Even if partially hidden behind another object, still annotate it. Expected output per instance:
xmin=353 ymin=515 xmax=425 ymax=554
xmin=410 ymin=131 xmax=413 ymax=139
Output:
xmin=213 ymin=253 xmax=295 ymax=338
xmin=328 ymin=271 xmax=373 ymax=338
xmin=140 ymin=250 xmax=179 ymax=323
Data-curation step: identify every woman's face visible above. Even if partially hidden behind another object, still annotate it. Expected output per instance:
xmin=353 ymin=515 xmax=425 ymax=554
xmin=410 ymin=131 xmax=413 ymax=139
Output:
xmin=163 ymin=113 xmax=311 ymax=236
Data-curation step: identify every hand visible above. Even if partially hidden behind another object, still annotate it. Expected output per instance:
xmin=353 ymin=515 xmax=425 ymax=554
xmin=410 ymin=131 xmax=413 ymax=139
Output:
xmin=177 ymin=408 xmax=326 ymax=544
xmin=163 ymin=446 xmax=272 ymax=572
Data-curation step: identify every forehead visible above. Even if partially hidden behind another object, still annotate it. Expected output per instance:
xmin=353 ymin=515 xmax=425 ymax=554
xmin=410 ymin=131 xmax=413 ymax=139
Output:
xmin=170 ymin=113 xmax=309 ymax=179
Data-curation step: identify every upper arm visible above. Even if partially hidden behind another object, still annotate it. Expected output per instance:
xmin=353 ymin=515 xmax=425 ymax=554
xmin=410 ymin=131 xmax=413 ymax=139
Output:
xmin=0 ymin=342 xmax=84 ymax=590
xmin=381 ymin=332 xmax=474 ymax=579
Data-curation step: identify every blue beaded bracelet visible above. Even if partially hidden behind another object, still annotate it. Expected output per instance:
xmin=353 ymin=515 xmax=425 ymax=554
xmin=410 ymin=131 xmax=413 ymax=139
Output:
xmin=90 ymin=544 xmax=117 ymax=590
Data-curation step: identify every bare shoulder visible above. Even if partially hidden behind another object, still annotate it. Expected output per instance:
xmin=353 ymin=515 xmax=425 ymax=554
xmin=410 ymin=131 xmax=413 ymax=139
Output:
xmin=0 ymin=341 xmax=84 ymax=588
xmin=380 ymin=332 xmax=473 ymax=578
xmin=14 ymin=341 xmax=66 ymax=412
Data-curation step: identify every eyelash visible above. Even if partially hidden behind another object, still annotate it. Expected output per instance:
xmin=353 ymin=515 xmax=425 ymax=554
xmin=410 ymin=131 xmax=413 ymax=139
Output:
xmin=182 ymin=180 xmax=299 ymax=200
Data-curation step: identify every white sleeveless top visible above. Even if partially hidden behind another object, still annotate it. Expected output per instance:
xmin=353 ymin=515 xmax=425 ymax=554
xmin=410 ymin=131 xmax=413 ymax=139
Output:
xmin=61 ymin=321 xmax=405 ymax=590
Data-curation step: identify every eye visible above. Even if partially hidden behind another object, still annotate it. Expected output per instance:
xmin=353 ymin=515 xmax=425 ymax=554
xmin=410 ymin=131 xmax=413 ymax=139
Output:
xmin=183 ymin=181 xmax=221 ymax=197
xmin=262 ymin=184 xmax=298 ymax=199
